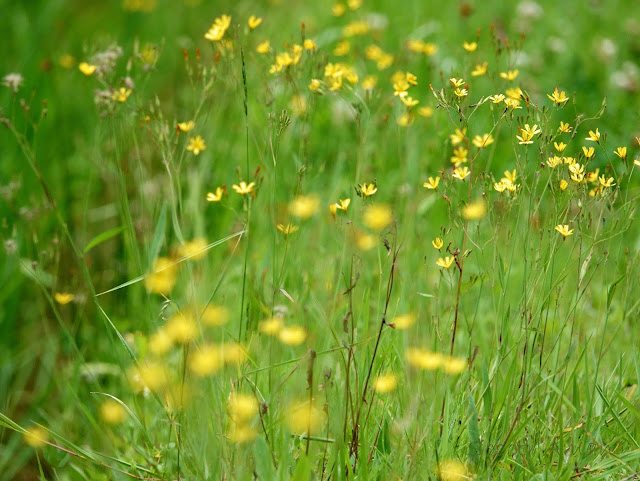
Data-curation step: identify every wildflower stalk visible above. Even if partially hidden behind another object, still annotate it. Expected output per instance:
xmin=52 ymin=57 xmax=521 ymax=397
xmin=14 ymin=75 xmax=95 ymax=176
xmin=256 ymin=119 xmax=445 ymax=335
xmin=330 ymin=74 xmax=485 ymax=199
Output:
xmin=350 ymin=247 xmax=398 ymax=462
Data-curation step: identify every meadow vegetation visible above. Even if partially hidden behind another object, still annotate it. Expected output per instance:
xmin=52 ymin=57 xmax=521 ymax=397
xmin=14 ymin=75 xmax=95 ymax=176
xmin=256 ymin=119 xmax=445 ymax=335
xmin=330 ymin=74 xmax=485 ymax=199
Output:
xmin=2 ymin=0 xmax=640 ymax=479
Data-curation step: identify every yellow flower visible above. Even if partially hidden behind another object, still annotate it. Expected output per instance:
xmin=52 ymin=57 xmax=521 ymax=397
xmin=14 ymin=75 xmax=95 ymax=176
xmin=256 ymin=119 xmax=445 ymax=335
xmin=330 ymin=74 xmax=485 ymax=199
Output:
xmin=177 ymin=120 xmax=195 ymax=132
xmin=332 ymin=3 xmax=346 ymax=16
xmin=256 ymin=41 xmax=270 ymax=54
xmin=462 ymin=199 xmax=486 ymax=220
xmin=418 ymin=106 xmax=433 ymax=117
xmin=614 ymin=146 xmax=627 ymax=159
xmin=59 ymin=54 xmax=75 ymax=69
xmin=277 ymin=223 xmax=299 ymax=235
xmin=363 ymin=204 xmax=393 ymax=231
xmin=348 ymin=0 xmax=362 ymax=9
xmin=500 ymin=69 xmax=519 ymax=81
xmin=494 ymin=181 xmax=507 ymax=193
xmin=452 ymin=166 xmax=470 ymax=180
xmin=516 ymin=124 xmax=541 ymax=145
xmin=585 ymin=128 xmax=601 ymax=142
xmin=504 ymin=98 xmax=522 ymax=110
xmin=201 ymin=305 xmax=230 ymax=326
xmin=289 ymin=195 xmax=320 ymax=218
xmin=391 ymin=313 xmax=416 ymax=329
xmin=279 ymin=325 xmax=307 ymax=345
xmin=449 ymin=78 xmax=465 ymax=88
xmin=112 ymin=87 xmax=132 ymax=102
xmin=436 ymin=257 xmax=455 ymax=269
xmin=401 ymin=95 xmax=420 ymax=107
xmin=582 ymin=146 xmax=595 ymax=159
xmin=259 ymin=317 xmax=284 ymax=335
xmin=360 ymin=183 xmax=378 ymax=197
xmin=189 ymin=345 xmax=222 ymax=376
xmin=397 ymin=112 xmax=414 ymax=127
xmin=422 ymin=43 xmax=438 ymax=55
xmin=555 ymin=224 xmax=574 ymax=237
xmin=559 ymin=121 xmax=572 ymax=133
xmin=454 ymin=88 xmax=468 ymax=98
xmin=355 ymin=232 xmax=377 ymax=251
xmin=187 ymin=135 xmax=206 ymax=155
xmin=144 ymin=257 xmax=178 ymax=295
xmin=635 ymin=159 xmax=640 ymax=167
xmin=559 ymin=179 xmax=568 ymax=191
xmin=489 ymin=94 xmax=505 ymax=103
xmin=472 ymin=133 xmax=494 ymax=148
xmin=78 ymin=62 xmax=97 ymax=76
xmin=505 ymin=87 xmax=523 ymax=100
xmin=432 ymin=238 xmax=443 ymax=250
xmin=149 ymin=328 xmax=173 ymax=355
xmin=438 ymin=459 xmax=468 ymax=481
xmin=232 ymin=181 xmax=255 ymax=195
xmin=442 ymin=356 xmax=467 ymax=374
xmin=471 ymin=62 xmax=488 ymax=77
xmin=303 ymin=39 xmax=316 ymax=50
xmin=308 ymin=78 xmax=321 ymax=91
xmin=206 ymin=187 xmax=224 ymax=202
xmin=454 ymin=147 xmax=470 ymax=164
xmin=248 ymin=15 xmax=262 ymax=30
xmin=128 ymin=363 xmax=168 ymax=392
xmin=100 ymin=400 xmax=127 ymax=425
xmin=23 ymin=426 xmax=48 ymax=448
xmin=547 ymin=88 xmax=569 ymax=104
xmin=423 ymin=176 xmax=440 ymax=189
xmin=554 ymin=141 xmax=567 ymax=152
xmin=373 ymin=373 xmax=398 ymax=393
xmin=599 ymin=175 xmax=615 ymax=188
xmin=176 ymin=238 xmax=208 ymax=261
xmin=54 ymin=292 xmax=74 ymax=305
xmin=406 ymin=348 xmax=442 ymax=370
xmin=462 ymin=41 xmax=477 ymax=52
xmin=333 ymin=198 xmax=351 ymax=212
xmin=334 ymin=40 xmax=350 ymax=56
xmin=286 ymin=401 xmax=326 ymax=434
xmin=449 ymin=128 xmax=466 ymax=145
xmin=227 ymin=424 xmax=257 ymax=443
xmin=166 ymin=311 xmax=198 ymax=344
xmin=204 ymin=14 xmax=232 ymax=41
xmin=362 ymin=75 xmax=377 ymax=90
xmin=228 ymin=393 xmax=258 ymax=422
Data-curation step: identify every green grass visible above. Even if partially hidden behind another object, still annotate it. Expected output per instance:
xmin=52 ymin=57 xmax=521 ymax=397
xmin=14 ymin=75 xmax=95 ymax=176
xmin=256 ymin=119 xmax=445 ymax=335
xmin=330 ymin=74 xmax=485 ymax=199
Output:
xmin=2 ymin=0 xmax=640 ymax=479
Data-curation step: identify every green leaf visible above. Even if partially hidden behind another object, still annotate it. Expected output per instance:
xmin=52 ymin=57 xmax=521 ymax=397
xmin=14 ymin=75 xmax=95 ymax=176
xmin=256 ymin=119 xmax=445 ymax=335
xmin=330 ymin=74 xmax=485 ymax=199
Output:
xmin=291 ymin=454 xmax=311 ymax=481
xmin=253 ymin=437 xmax=275 ymax=481
xmin=468 ymin=393 xmax=481 ymax=466
xmin=148 ymin=202 xmax=167 ymax=269
xmin=83 ymin=226 xmax=125 ymax=254
xmin=607 ymin=273 xmax=626 ymax=310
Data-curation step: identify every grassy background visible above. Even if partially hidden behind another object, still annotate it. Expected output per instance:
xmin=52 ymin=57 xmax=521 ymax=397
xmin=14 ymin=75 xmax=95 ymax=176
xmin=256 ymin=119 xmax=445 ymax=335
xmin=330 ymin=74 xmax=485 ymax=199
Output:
xmin=2 ymin=0 xmax=640 ymax=479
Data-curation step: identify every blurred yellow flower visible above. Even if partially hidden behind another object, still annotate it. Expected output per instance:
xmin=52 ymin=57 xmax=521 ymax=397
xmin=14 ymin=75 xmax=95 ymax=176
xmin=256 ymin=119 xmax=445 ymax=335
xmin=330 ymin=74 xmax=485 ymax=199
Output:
xmin=129 ymin=363 xmax=167 ymax=391
xmin=614 ymin=146 xmax=627 ymax=159
xmin=259 ymin=317 xmax=284 ymax=335
xmin=559 ymin=121 xmax=572 ymax=133
xmin=289 ymin=195 xmax=320 ymax=218
xmin=391 ymin=313 xmax=416 ymax=329
xmin=112 ymin=87 xmax=131 ymax=102
xmin=201 ymin=305 xmax=230 ymax=326
xmin=228 ymin=393 xmax=259 ymax=422
xmin=59 ymin=54 xmax=75 ymax=69
xmin=452 ymin=166 xmax=470 ymax=180
xmin=449 ymin=78 xmax=464 ymax=88
xmin=363 ymin=204 xmax=393 ymax=231
xmin=582 ymin=146 xmax=595 ymax=158
xmin=500 ymin=69 xmax=519 ymax=81
xmin=449 ymin=128 xmax=466 ymax=145
xmin=554 ymin=141 xmax=567 ymax=152
xmin=227 ymin=424 xmax=257 ymax=443
xmin=248 ymin=15 xmax=262 ymax=29
xmin=23 ymin=426 xmax=48 ymax=448
xmin=166 ymin=311 xmax=198 ymax=344
xmin=438 ymin=459 xmax=468 ymax=481
xmin=100 ymin=400 xmax=127 ymax=425
xmin=471 ymin=62 xmax=488 ymax=76
xmin=149 ymin=328 xmax=173 ymax=355
xmin=256 ymin=41 xmax=270 ymax=54
xmin=442 ymin=356 xmax=467 ymax=374
xmin=462 ymin=41 xmax=477 ymax=52
xmin=406 ymin=348 xmax=442 ymax=370
xmin=144 ymin=257 xmax=178 ymax=295
xmin=373 ymin=373 xmax=398 ymax=393
xmin=432 ymin=238 xmax=443 ymax=250
xmin=472 ymin=133 xmax=494 ymax=148
xmin=462 ymin=199 xmax=486 ymax=220
xmin=78 ymin=62 xmax=96 ymax=76
xmin=189 ymin=345 xmax=222 ymax=376
xmin=277 ymin=223 xmax=299 ymax=235
xmin=418 ymin=106 xmax=433 ymax=117
xmin=177 ymin=120 xmax=195 ymax=132
xmin=303 ymin=39 xmax=316 ymax=50
xmin=286 ymin=401 xmax=326 ymax=434
xmin=279 ymin=325 xmax=307 ymax=345
xmin=585 ymin=128 xmax=601 ymax=142
xmin=177 ymin=237 xmax=208 ymax=260
xmin=204 ymin=14 xmax=231 ymax=41
xmin=309 ymin=78 xmax=321 ymax=91
xmin=547 ymin=88 xmax=569 ymax=104
xmin=559 ymin=179 xmax=569 ymax=191
xmin=332 ymin=3 xmax=346 ymax=16
xmin=55 ymin=292 xmax=74 ymax=305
